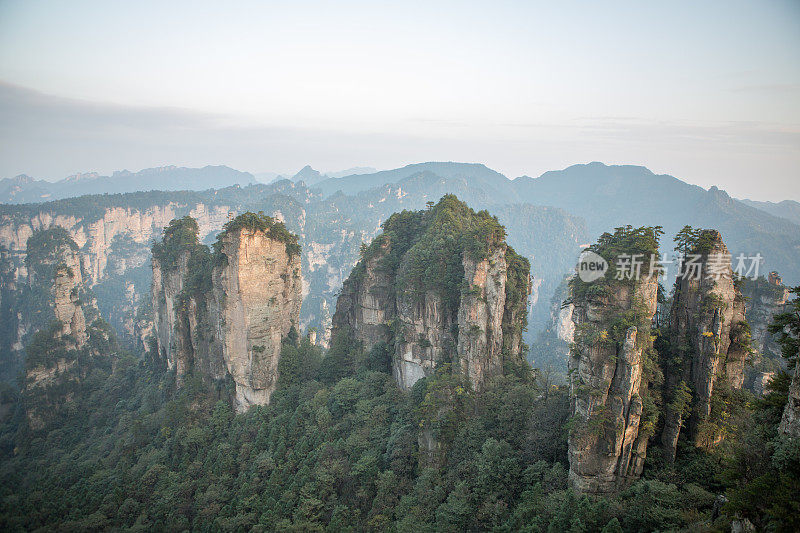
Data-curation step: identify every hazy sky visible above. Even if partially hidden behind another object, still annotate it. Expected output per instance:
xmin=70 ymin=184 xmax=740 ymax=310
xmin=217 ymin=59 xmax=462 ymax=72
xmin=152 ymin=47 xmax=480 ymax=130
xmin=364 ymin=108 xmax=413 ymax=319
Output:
xmin=1 ymin=0 xmax=798 ymax=200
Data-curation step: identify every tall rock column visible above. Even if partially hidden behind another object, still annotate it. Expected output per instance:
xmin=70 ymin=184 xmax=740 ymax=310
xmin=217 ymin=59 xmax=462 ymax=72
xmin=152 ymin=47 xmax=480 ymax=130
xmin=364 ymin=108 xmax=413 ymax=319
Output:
xmin=212 ymin=224 xmax=302 ymax=411
xmin=331 ymin=195 xmax=531 ymax=392
xmin=568 ymin=276 xmax=659 ymax=494
xmin=457 ymin=247 xmax=508 ymax=390
xmin=150 ymin=214 xmax=303 ymax=412
xmin=151 ymin=249 xmax=192 ymax=377
xmin=566 ymin=226 xmax=662 ymax=495
xmin=660 ymin=230 xmax=749 ymax=461
xmin=780 ymin=356 xmax=800 ymax=438
xmin=21 ymin=228 xmax=117 ymax=430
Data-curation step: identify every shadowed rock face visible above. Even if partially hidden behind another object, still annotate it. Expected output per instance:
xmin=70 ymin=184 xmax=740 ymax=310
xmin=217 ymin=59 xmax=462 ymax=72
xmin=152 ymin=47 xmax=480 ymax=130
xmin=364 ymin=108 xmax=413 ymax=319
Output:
xmin=567 ymin=274 xmax=659 ymax=495
xmin=331 ymin=197 xmax=530 ymax=392
xmin=744 ymin=274 xmax=789 ymax=360
xmin=51 ymin=243 xmax=88 ymax=349
xmin=330 ymin=241 xmax=396 ymax=355
xmin=661 ymin=231 xmax=749 ymax=461
xmin=151 ymin=216 xmax=302 ymax=412
xmin=20 ymin=228 xmax=116 ymax=430
xmin=780 ymin=357 xmax=800 ymax=438
xmin=335 ymin=245 xmax=528 ymax=392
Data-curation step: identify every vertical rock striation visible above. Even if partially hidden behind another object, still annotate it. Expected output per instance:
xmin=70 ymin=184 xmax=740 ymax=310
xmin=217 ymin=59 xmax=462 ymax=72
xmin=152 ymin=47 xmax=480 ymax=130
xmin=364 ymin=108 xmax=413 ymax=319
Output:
xmin=331 ymin=195 xmax=531 ymax=392
xmin=660 ymin=230 xmax=750 ymax=461
xmin=743 ymin=272 xmax=790 ymax=360
xmin=566 ymin=226 xmax=662 ymax=495
xmin=20 ymin=228 xmax=117 ymax=429
xmin=568 ymin=276 xmax=659 ymax=493
xmin=151 ymin=214 xmax=302 ymax=411
xmin=211 ymin=225 xmax=303 ymax=410
xmin=779 ymin=356 xmax=800 ymax=438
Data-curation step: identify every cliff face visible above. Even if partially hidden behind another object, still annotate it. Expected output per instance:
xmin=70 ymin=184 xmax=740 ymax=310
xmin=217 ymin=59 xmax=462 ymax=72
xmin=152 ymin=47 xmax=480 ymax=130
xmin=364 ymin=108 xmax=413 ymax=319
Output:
xmin=20 ymin=228 xmax=117 ymax=429
xmin=565 ymin=226 xmax=663 ymax=495
xmin=744 ymin=273 xmax=790 ymax=360
xmin=51 ymin=243 xmax=88 ymax=349
xmin=332 ymin=241 xmax=396 ymax=352
xmin=211 ymin=227 xmax=303 ymax=409
xmin=151 ymin=214 xmax=302 ymax=412
xmin=568 ymin=274 xmax=659 ymax=495
xmin=0 ymin=203 xmax=231 ymax=284
xmin=457 ymin=248 xmax=510 ymax=388
xmin=661 ymin=231 xmax=750 ymax=461
xmin=780 ymin=357 xmax=800 ymax=438
xmin=332 ymin=195 xmax=531 ymax=392
xmin=151 ymin=249 xmax=192 ymax=376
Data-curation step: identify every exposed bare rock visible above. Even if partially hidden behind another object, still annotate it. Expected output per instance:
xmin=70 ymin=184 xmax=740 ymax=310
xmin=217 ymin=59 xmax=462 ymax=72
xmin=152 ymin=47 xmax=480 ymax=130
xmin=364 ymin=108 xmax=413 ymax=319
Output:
xmin=780 ymin=357 xmax=800 ymax=438
xmin=563 ymin=226 xmax=666 ymax=495
xmin=212 ymin=226 xmax=303 ymax=410
xmin=0 ymin=203 xmax=232 ymax=284
xmin=151 ymin=214 xmax=302 ymax=412
xmin=333 ymin=241 xmax=396 ymax=352
xmin=331 ymin=195 xmax=530 ymax=392
xmin=20 ymin=228 xmax=117 ymax=429
xmin=661 ymin=230 xmax=750 ymax=461
xmin=457 ymin=247 xmax=508 ymax=389
xmin=752 ymin=371 xmax=776 ymax=397
xmin=567 ymin=273 xmax=659 ymax=495
xmin=151 ymin=249 xmax=192 ymax=377
xmin=745 ymin=273 xmax=790 ymax=358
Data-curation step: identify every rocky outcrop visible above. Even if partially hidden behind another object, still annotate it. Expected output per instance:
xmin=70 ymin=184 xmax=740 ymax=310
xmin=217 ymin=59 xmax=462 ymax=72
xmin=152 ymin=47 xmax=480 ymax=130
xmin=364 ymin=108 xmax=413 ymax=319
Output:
xmin=51 ymin=244 xmax=89 ymax=349
xmin=752 ymin=371 xmax=776 ymax=397
xmin=457 ymin=248 xmax=510 ymax=388
xmin=567 ymin=268 xmax=659 ymax=495
xmin=151 ymin=248 xmax=192 ymax=377
xmin=0 ymin=202 xmax=232 ymax=284
xmin=19 ymin=228 xmax=117 ymax=429
xmin=151 ymin=214 xmax=302 ymax=411
xmin=332 ymin=195 xmax=531 ymax=392
xmin=211 ymin=225 xmax=303 ymax=409
xmin=331 ymin=240 xmax=396 ymax=353
xmin=661 ymin=230 xmax=750 ymax=461
xmin=779 ymin=357 xmax=800 ymax=438
xmin=744 ymin=272 xmax=789 ymax=356
xmin=0 ymin=201 xmax=235 ymax=350
xmin=742 ymin=272 xmax=790 ymax=392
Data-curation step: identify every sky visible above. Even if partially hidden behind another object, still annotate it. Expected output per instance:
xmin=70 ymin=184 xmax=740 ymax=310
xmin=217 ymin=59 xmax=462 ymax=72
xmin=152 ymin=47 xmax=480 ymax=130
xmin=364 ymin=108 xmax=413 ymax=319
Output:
xmin=1 ymin=0 xmax=798 ymax=200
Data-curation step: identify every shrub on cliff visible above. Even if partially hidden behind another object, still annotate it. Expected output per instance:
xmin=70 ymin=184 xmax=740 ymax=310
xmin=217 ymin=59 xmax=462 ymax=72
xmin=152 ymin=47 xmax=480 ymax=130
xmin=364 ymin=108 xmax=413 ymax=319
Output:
xmin=215 ymin=211 xmax=301 ymax=258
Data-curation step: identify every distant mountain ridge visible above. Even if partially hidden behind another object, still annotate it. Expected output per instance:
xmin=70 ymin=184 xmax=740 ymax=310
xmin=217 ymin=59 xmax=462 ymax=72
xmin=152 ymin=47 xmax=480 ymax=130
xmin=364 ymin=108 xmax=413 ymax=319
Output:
xmin=4 ymin=160 xmax=798 ymax=286
xmin=313 ymin=161 xmax=800 ymax=285
xmin=740 ymin=198 xmax=800 ymax=226
xmin=315 ymin=162 xmax=511 ymax=198
xmin=0 ymin=165 xmax=255 ymax=203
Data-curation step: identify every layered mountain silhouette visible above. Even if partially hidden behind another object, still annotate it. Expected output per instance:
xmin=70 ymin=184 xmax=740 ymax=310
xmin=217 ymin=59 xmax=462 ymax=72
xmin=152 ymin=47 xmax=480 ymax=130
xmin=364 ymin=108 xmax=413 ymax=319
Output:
xmin=3 ymin=160 xmax=799 ymax=286
xmin=740 ymin=198 xmax=800 ymax=226
xmin=0 ymin=165 xmax=255 ymax=203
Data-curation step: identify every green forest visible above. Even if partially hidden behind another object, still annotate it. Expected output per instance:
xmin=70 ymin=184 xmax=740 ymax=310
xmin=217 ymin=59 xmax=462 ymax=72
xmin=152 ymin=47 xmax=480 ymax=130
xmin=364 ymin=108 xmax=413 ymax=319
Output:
xmin=0 ymin=215 xmax=798 ymax=532
xmin=1 ymin=313 xmax=798 ymax=531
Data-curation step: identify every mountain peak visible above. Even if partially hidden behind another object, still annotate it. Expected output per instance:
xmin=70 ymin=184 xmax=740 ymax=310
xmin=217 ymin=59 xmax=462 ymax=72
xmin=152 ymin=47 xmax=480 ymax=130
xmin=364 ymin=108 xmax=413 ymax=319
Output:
xmin=8 ymin=174 xmax=35 ymax=184
xmin=292 ymin=165 xmax=325 ymax=184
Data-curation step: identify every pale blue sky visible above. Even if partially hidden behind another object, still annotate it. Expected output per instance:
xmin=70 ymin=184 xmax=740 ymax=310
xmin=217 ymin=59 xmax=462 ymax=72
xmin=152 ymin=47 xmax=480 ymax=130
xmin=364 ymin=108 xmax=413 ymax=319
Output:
xmin=1 ymin=0 xmax=798 ymax=200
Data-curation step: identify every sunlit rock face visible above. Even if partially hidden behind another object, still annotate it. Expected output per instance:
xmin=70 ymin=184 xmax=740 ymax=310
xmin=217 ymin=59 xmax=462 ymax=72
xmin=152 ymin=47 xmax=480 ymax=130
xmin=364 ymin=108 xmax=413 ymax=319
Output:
xmin=211 ymin=228 xmax=302 ymax=411
xmin=151 ymin=215 xmax=302 ymax=412
xmin=567 ymin=274 xmax=659 ymax=495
